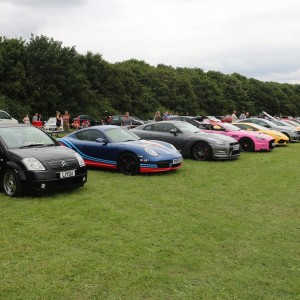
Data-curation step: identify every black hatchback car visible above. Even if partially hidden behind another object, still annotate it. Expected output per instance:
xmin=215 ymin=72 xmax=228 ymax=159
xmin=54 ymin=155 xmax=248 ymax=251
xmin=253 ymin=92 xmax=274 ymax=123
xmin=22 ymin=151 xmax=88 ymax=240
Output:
xmin=0 ymin=124 xmax=87 ymax=197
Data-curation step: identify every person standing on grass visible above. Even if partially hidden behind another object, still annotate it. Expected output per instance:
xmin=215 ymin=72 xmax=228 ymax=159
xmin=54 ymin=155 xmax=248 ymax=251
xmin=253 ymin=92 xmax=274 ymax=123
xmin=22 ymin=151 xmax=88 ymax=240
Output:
xmin=56 ymin=111 xmax=62 ymax=131
xmin=231 ymin=110 xmax=238 ymax=122
xmin=23 ymin=114 xmax=30 ymax=124
xmin=239 ymin=112 xmax=246 ymax=120
xmin=32 ymin=113 xmax=38 ymax=122
xmin=62 ymin=110 xmax=71 ymax=132
xmin=154 ymin=111 xmax=162 ymax=122
xmin=121 ymin=112 xmax=132 ymax=128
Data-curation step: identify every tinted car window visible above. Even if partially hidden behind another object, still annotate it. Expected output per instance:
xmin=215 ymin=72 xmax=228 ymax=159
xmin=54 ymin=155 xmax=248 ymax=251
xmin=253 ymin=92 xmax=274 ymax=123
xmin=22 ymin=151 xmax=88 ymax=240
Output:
xmin=0 ymin=111 xmax=11 ymax=120
xmin=105 ymin=128 xmax=139 ymax=143
xmin=254 ymin=120 xmax=268 ymax=126
xmin=153 ymin=123 xmax=175 ymax=132
xmin=75 ymin=129 xmax=104 ymax=141
xmin=143 ymin=125 xmax=153 ymax=131
xmin=236 ymin=124 xmax=248 ymax=130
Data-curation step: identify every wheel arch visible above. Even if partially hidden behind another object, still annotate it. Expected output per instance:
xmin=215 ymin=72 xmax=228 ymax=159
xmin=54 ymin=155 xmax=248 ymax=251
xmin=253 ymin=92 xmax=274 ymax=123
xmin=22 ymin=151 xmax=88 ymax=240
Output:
xmin=281 ymin=132 xmax=290 ymax=140
xmin=190 ymin=140 xmax=212 ymax=160
xmin=5 ymin=161 xmax=27 ymax=181
xmin=117 ymin=150 xmax=140 ymax=175
xmin=190 ymin=139 xmax=211 ymax=155
xmin=238 ymin=137 xmax=255 ymax=152
xmin=117 ymin=150 xmax=139 ymax=163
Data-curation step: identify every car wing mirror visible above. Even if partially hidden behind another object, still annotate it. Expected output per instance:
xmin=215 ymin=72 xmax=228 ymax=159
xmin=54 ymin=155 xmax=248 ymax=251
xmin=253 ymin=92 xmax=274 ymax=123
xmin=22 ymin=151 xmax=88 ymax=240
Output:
xmin=96 ymin=138 xmax=108 ymax=144
xmin=170 ymin=128 xmax=178 ymax=136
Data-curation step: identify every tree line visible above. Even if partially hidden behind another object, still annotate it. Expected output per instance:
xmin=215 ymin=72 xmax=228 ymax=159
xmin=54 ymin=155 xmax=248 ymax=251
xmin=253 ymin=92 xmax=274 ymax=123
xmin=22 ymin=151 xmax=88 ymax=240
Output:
xmin=1 ymin=34 xmax=299 ymax=122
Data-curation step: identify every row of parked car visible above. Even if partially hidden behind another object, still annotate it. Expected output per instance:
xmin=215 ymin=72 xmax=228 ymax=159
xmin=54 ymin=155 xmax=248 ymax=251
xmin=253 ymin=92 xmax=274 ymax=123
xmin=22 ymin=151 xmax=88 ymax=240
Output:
xmin=0 ymin=110 xmax=299 ymax=197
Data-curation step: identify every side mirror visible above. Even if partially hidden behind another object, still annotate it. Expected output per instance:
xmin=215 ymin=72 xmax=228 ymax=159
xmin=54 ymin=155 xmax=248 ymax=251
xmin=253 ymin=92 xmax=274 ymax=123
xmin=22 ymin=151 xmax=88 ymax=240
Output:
xmin=96 ymin=138 xmax=108 ymax=144
xmin=170 ymin=128 xmax=178 ymax=136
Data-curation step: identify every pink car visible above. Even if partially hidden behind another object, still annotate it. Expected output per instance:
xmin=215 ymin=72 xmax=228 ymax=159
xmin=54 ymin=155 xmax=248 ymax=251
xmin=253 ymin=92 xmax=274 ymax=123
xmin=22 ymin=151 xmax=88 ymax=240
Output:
xmin=200 ymin=122 xmax=275 ymax=152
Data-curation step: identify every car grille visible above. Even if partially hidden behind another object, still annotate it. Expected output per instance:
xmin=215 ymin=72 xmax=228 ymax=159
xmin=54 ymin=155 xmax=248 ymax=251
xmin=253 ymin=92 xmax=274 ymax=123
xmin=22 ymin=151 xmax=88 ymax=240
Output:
xmin=230 ymin=142 xmax=240 ymax=156
xmin=157 ymin=161 xmax=170 ymax=168
xmin=231 ymin=150 xmax=240 ymax=156
xmin=47 ymin=158 xmax=78 ymax=171
xmin=277 ymin=139 xmax=286 ymax=144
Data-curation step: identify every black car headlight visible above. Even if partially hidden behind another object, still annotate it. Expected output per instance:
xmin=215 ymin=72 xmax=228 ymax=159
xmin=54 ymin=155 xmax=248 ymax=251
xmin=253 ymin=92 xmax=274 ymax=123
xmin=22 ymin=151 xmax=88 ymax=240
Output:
xmin=22 ymin=158 xmax=45 ymax=171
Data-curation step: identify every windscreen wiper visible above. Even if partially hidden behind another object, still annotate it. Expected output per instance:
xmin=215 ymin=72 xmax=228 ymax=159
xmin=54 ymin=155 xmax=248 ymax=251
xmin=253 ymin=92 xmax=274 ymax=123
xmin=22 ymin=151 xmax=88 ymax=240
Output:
xmin=20 ymin=143 xmax=44 ymax=148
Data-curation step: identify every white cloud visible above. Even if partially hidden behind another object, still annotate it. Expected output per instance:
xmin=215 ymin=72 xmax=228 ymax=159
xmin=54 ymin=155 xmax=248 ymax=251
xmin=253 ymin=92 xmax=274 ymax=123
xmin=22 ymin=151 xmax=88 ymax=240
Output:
xmin=0 ymin=0 xmax=300 ymax=83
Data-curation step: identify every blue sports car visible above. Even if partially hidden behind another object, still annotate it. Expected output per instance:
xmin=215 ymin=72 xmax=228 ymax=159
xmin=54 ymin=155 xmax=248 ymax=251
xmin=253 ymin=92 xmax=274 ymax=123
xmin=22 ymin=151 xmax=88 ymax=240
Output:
xmin=58 ymin=125 xmax=183 ymax=175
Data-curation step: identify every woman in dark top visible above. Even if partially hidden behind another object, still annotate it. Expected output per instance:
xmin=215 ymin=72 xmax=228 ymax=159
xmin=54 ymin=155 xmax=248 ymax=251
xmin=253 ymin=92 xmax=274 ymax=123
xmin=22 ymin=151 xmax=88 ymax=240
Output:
xmin=56 ymin=111 xmax=62 ymax=130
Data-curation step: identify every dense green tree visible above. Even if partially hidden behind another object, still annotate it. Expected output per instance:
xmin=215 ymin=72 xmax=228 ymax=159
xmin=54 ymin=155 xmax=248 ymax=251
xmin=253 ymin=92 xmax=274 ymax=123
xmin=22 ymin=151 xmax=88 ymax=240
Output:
xmin=0 ymin=35 xmax=299 ymax=121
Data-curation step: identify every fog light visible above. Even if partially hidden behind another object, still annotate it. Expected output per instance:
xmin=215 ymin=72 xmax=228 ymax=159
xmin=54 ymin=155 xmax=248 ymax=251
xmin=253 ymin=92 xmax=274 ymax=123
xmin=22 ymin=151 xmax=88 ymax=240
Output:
xmin=41 ymin=183 xmax=46 ymax=189
xmin=83 ymin=176 xmax=86 ymax=182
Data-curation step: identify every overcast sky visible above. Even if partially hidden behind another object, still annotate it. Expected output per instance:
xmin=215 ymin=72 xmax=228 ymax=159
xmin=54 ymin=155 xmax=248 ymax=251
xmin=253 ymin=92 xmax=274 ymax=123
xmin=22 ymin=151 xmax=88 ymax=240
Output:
xmin=1 ymin=0 xmax=300 ymax=83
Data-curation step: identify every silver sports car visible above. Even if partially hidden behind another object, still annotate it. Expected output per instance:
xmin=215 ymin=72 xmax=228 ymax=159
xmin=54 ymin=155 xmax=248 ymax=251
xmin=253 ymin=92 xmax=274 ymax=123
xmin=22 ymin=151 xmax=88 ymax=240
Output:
xmin=131 ymin=121 xmax=240 ymax=161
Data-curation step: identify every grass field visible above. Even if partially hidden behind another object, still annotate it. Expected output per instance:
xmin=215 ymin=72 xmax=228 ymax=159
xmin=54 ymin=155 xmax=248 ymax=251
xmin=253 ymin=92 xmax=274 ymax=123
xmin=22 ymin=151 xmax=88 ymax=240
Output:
xmin=0 ymin=144 xmax=299 ymax=299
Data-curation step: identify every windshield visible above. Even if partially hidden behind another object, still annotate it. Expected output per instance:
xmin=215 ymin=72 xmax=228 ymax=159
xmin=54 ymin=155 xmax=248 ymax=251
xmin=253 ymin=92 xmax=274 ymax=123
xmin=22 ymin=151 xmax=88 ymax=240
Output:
xmin=285 ymin=120 xmax=299 ymax=127
xmin=248 ymin=124 xmax=269 ymax=131
xmin=0 ymin=126 xmax=56 ymax=149
xmin=174 ymin=122 xmax=202 ymax=133
xmin=220 ymin=123 xmax=240 ymax=131
xmin=105 ymin=127 xmax=140 ymax=143
xmin=206 ymin=116 xmax=220 ymax=121
xmin=272 ymin=120 xmax=286 ymax=126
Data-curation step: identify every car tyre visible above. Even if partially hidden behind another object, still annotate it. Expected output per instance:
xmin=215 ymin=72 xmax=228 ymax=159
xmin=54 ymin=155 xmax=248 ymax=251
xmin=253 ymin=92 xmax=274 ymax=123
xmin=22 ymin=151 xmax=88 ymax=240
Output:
xmin=239 ymin=137 xmax=255 ymax=152
xmin=2 ymin=169 xmax=22 ymax=197
xmin=118 ymin=152 xmax=140 ymax=175
xmin=191 ymin=142 xmax=212 ymax=161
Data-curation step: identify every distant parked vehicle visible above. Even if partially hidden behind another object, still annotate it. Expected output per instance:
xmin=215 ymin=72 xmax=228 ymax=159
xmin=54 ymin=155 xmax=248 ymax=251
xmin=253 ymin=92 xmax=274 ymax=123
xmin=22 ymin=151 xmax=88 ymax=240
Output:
xmin=43 ymin=117 xmax=63 ymax=132
xmin=170 ymin=116 xmax=202 ymax=127
xmin=72 ymin=115 xmax=99 ymax=128
xmin=0 ymin=110 xmax=18 ymax=124
xmin=238 ymin=118 xmax=300 ymax=142
xmin=233 ymin=122 xmax=289 ymax=146
xmin=107 ymin=115 xmax=144 ymax=128
xmin=199 ymin=122 xmax=275 ymax=152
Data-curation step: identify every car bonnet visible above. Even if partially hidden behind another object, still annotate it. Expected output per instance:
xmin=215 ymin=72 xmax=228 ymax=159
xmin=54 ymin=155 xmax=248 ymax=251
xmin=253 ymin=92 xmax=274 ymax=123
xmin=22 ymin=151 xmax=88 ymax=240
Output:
xmin=126 ymin=140 xmax=178 ymax=155
xmin=8 ymin=146 xmax=77 ymax=162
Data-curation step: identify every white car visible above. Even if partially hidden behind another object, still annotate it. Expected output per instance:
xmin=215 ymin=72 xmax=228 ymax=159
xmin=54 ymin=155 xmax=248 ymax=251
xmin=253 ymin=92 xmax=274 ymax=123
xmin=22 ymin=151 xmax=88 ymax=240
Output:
xmin=43 ymin=117 xmax=63 ymax=132
xmin=0 ymin=110 xmax=18 ymax=123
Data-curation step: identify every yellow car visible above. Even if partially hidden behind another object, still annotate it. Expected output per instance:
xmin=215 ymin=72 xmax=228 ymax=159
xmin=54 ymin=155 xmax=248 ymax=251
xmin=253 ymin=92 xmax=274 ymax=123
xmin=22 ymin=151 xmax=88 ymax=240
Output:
xmin=233 ymin=122 xmax=289 ymax=145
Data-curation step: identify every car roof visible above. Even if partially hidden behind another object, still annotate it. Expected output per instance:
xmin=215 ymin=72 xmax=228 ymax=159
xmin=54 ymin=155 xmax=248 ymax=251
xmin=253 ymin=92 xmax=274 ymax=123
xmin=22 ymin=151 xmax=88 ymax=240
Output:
xmin=76 ymin=125 xmax=119 ymax=130
xmin=0 ymin=123 xmax=31 ymax=128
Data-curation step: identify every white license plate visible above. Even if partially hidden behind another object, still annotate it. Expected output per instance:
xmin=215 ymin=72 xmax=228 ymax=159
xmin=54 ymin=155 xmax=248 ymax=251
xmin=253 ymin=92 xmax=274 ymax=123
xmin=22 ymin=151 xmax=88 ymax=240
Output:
xmin=173 ymin=158 xmax=183 ymax=164
xmin=233 ymin=145 xmax=240 ymax=150
xmin=60 ymin=170 xmax=75 ymax=178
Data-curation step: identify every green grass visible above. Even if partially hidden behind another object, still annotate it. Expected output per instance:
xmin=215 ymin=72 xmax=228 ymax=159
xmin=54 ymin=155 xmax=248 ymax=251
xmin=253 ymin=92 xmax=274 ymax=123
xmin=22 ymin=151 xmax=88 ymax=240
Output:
xmin=0 ymin=144 xmax=299 ymax=299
